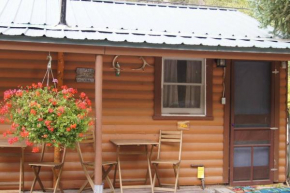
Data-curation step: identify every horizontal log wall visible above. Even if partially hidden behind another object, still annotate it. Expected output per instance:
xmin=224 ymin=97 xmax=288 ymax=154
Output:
xmin=0 ymin=50 xmax=287 ymax=190
xmin=278 ymin=67 xmax=287 ymax=182
xmin=60 ymin=53 xmax=224 ymax=189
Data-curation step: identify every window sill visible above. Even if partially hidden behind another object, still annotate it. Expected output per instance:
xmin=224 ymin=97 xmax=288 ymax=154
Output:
xmin=152 ymin=115 xmax=214 ymax=120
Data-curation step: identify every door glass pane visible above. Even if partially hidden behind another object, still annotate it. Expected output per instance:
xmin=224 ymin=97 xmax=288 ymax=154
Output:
xmin=233 ymin=147 xmax=251 ymax=181
xmin=234 ymin=61 xmax=271 ymax=128
xmin=253 ymin=147 xmax=270 ymax=180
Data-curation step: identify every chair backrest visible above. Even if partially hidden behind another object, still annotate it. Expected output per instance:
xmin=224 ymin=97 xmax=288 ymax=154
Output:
xmin=157 ymin=130 xmax=183 ymax=161
xmin=76 ymin=130 xmax=95 ymax=164
xmin=38 ymin=143 xmax=67 ymax=164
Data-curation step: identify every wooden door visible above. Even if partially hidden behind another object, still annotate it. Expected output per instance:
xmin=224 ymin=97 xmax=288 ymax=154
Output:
xmin=230 ymin=61 xmax=277 ymax=185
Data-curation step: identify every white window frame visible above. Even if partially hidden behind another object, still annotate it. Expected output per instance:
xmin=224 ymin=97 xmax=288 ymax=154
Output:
xmin=161 ymin=58 xmax=206 ymax=116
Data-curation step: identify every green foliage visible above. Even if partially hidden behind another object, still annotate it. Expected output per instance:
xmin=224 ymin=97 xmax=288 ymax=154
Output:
xmin=0 ymin=83 xmax=93 ymax=150
xmin=252 ymin=0 xmax=290 ymax=38
xmin=166 ymin=0 xmax=252 ymax=15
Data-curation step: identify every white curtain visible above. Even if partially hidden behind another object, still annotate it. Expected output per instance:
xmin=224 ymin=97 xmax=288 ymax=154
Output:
xmin=163 ymin=60 xmax=179 ymax=108
xmin=185 ymin=61 xmax=201 ymax=108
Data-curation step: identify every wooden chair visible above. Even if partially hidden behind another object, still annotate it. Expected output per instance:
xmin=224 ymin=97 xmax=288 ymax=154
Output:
xmin=152 ymin=130 xmax=183 ymax=193
xmin=76 ymin=131 xmax=116 ymax=193
xmin=29 ymin=144 xmax=67 ymax=193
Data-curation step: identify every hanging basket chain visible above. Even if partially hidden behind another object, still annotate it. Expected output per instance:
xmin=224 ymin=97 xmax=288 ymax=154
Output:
xmin=41 ymin=53 xmax=57 ymax=88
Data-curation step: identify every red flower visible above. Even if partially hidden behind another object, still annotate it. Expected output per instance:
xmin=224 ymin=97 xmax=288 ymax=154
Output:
xmin=35 ymin=91 xmax=40 ymax=96
xmin=58 ymin=106 xmax=65 ymax=113
xmin=8 ymin=137 xmax=18 ymax=144
xmin=44 ymin=120 xmax=51 ymax=126
xmin=26 ymin=141 xmax=33 ymax=146
xmin=66 ymin=128 xmax=71 ymax=132
xmin=80 ymin=92 xmax=86 ymax=98
xmin=20 ymin=130 xmax=29 ymax=137
xmin=37 ymin=82 xmax=42 ymax=88
xmin=62 ymin=89 xmax=68 ymax=94
xmin=32 ymin=147 xmax=40 ymax=153
xmin=6 ymin=103 xmax=12 ymax=108
xmin=79 ymin=133 xmax=84 ymax=137
xmin=16 ymin=90 xmax=23 ymax=97
xmin=78 ymin=102 xmax=86 ymax=109
xmin=42 ymin=134 xmax=48 ymax=138
xmin=70 ymin=124 xmax=77 ymax=129
xmin=0 ymin=117 xmax=4 ymax=123
xmin=46 ymin=143 xmax=52 ymax=147
xmin=30 ymin=109 xmax=36 ymax=115
xmin=11 ymin=122 xmax=19 ymax=130
xmin=89 ymin=120 xmax=94 ymax=126
xmin=86 ymin=99 xmax=92 ymax=106
xmin=38 ymin=118 xmax=43 ymax=121
xmin=61 ymin=85 xmax=68 ymax=89
xmin=49 ymin=128 xmax=54 ymax=132
xmin=32 ymin=83 xmax=37 ymax=89
xmin=48 ymin=108 xmax=54 ymax=113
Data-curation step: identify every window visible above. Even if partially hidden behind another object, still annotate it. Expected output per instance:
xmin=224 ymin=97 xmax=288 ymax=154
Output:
xmin=153 ymin=58 xmax=213 ymax=120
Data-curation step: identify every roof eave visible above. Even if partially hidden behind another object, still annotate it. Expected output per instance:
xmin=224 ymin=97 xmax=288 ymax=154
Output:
xmin=0 ymin=35 xmax=289 ymax=55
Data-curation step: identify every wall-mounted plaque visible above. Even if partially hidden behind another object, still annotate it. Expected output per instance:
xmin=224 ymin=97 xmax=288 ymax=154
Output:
xmin=76 ymin=68 xmax=95 ymax=83
xmin=177 ymin=121 xmax=190 ymax=130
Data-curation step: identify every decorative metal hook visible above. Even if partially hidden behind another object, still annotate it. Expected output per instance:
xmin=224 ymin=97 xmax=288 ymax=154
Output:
xmin=47 ymin=55 xmax=52 ymax=69
xmin=112 ymin=55 xmax=122 ymax=76
xmin=132 ymin=56 xmax=152 ymax=71
xmin=42 ymin=52 xmax=57 ymax=88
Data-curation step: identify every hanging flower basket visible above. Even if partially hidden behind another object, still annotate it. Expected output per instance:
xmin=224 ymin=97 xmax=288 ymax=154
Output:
xmin=0 ymin=82 xmax=93 ymax=151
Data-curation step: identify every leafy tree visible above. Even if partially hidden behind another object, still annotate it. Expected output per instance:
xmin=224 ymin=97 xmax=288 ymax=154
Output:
xmin=168 ymin=0 xmax=251 ymax=15
xmin=252 ymin=0 xmax=290 ymax=38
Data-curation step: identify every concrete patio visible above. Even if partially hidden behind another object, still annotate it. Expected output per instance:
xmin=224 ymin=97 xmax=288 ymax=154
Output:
xmin=0 ymin=185 xmax=235 ymax=193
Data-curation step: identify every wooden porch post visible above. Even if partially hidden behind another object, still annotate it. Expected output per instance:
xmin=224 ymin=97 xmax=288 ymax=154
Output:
xmin=94 ymin=55 xmax=103 ymax=192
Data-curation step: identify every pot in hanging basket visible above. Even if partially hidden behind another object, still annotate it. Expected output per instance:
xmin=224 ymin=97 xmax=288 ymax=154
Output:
xmin=0 ymin=82 xmax=93 ymax=151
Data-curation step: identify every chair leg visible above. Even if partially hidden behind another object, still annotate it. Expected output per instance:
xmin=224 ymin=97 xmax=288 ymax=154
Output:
xmin=30 ymin=166 xmax=45 ymax=193
xmin=155 ymin=164 xmax=161 ymax=187
xmin=173 ymin=164 xmax=180 ymax=189
xmin=152 ymin=163 xmax=159 ymax=190
xmin=78 ymin=173 xmax=94 ymax=193
xmin=173 ymin=164 xmax=181 ymax=193
xmin=53 ymin=166 xmax=64 ymax=193
xmin=113 ymin=162 xmax=118 ymax=188
xmin=102 ymin=165 xmax=115 ymax=193
xmin=84 ymin=166 xmax=95 ymax=191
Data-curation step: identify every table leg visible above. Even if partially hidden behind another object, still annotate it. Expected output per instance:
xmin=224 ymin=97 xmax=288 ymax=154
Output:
xmin=145 ymin=146 xmax=154 ymax=193
xmin=19 ymin=147 xmax=24 ymax=193
xmin=145 ymin=144 xmax=156 ymax=184
xmin=117 ymin=146 xmax=123 ymax=193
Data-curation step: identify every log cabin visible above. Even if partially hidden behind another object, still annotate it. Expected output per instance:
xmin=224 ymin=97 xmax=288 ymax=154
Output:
xmin=0 ymin=0 xmax=289 ymax=191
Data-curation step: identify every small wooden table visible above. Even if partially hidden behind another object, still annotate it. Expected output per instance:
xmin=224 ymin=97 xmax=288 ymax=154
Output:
xmin=0 ymin=139 xmax=26 ymax=193
xmin=110 ymin=139 xmax=158 ymax=193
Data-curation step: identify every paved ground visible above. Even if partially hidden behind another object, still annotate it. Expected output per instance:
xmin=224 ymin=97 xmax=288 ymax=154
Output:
xmin=0 ymin=185 xmax=235 ymax=193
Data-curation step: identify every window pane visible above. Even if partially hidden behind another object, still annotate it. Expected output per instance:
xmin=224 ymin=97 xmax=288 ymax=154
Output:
xmin=163 ymin=85 xmax=201 ymax=108
xmin=164 ymin=59 xmax=202 ymax=83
